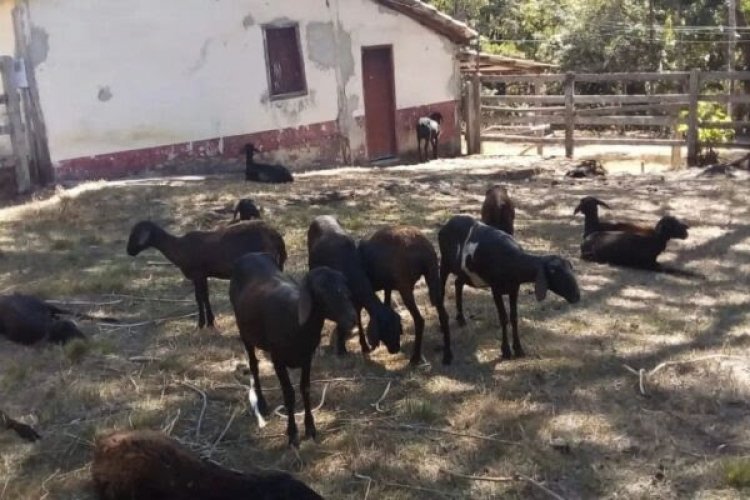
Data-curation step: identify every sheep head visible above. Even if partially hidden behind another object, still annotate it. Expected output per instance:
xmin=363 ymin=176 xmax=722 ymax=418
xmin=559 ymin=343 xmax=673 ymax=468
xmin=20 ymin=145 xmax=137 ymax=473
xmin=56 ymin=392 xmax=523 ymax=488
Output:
xmin=126 ymin=221 xmax=159 ymax=256
xmin=655 ymin=215 xmax=689 ymax=240
xmin=536 ymin=256 xmax=581 ymax=304
xmin=573 ymin=196 xmax=610 ymax=216
xmin=299 ymin=267 xmax=357 ymax=331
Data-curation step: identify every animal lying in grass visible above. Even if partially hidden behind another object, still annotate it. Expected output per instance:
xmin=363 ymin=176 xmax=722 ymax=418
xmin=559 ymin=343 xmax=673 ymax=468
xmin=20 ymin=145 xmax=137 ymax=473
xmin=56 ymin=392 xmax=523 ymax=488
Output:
xmin=573 ymin=196 xmax=654 ymax=238
xmin=244 ymin=143 xmax=294 ymax=183
xmin=126 ymin=220 xmax=286 ymax=328
xmin=230 ymin=252 xmax=356 ymax=447
xmin=92 ymin=430 xmax=322 ymax=499
xmin=0 ymin=294 xmax=115 ymax=345
xmin=581 ymin=215 xmax=689 ymax=270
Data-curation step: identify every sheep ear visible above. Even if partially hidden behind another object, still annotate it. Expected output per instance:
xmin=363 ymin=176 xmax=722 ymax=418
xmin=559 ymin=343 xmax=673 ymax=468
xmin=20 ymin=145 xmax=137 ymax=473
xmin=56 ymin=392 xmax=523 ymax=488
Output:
xmin=298 ymin=279 xmax=314 ymax=326
xmin=534 ymin=267 xmax=548 ymax=302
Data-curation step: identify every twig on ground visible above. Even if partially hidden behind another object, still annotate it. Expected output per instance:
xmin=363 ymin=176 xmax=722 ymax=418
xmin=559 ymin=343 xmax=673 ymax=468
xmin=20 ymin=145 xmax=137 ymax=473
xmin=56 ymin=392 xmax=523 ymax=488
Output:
xmin=129 ymin=356 xmax=162 ymax=363
xmin=440 ymin=469 xmax=515 ymax=482
xmin=353 ymin=472 xmax=454 ymax=499
xmin=376 ymin=423 xmax=520 ymax=446
xmin=45 ymin=299 xmax=122 ymax=307
xmin=623 ymin=355 xmax=747 ymax=395
xmin=162 ymin=409 xmax=181 ymax=436
xmin=370 ymin=381 xmax=391 ymax=413
xmin=104 ymin=312 xmax=197 ymax=329
xmin=180 ymin=381 xmax=208 ymax=439
xmin=39 ymin=469 xmax=60 ymax=500
xmin=274 ymin=384 xmax=329 ymax=418
xmin=208 ymin=406 xmax=239 ymax=458
xmin=516 ymin=473 xmax=566 ymax=500
xmin=106 ymin=293 xmax=193 ymax=303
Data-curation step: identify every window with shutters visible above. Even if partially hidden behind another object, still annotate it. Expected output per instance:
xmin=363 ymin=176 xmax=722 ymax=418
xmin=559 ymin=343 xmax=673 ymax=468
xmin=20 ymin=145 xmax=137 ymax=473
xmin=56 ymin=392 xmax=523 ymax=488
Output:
xmin=263 ymin=24 xmax=307 ymax=99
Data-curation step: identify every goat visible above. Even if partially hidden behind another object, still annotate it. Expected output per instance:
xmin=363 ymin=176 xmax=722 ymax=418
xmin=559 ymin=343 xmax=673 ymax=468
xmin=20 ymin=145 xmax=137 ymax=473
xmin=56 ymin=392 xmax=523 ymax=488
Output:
xmin=127 ymin=220 xmax=286 ymax=328
xmin=307 ymin=216 xmax=402 ymax=356
xmin=416 ymin=112 xmax=443 ymax=162
xmin=573 ymin=196 xmax=653 ymax=238
xmin=92 ymin=430 xmax=323 ymax=499
xmin=580 ymin=215 xmax=689 ymax=270
xmin=232 ymin=198 xmax=261 ymax=222
xmin=230 ymin=253 xmax=355 ymax=447
xmin=480 ymin=185 xmax=515 ymax=235
xmin=439 ymin=215 xmax=580 ymax=359
xmin=0 ymin=294 xmax=115 ymax=345
xmin=359 ymin=226 xmax=452 ymax=365
xmin=244 ymin=144 xmax=294 ymax=184
xmin=1 ymin=410 xmax=41 ymax=442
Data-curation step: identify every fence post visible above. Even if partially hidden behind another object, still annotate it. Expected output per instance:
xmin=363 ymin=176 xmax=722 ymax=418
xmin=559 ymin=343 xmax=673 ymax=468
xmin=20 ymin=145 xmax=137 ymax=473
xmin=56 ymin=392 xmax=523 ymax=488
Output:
xmin=686 ymin=69 xmax=700 ymax=167
xmin=564 ymin=72 xmax=575 ymax=158
xmin=535 ymin=83 xmax=545 ymax=156
xmin=468 ymin=72 xmax=481 ymax=154
xmin=0 ymin=56 xmax=31 ymax=194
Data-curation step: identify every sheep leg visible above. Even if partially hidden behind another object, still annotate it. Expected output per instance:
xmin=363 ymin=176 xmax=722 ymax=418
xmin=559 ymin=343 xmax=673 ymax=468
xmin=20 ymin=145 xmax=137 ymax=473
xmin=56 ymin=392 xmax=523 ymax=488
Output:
xmin=454 ymin=277 xmax=467 ymax=327
xmin=435 ymin=300 xmax=452 ymax=365
xmin=193 ymin=279 xmax=206 ymax=328
xmin=356 ymin=309 xmax=371 ymax=354
xmin=509 ymin=288 xmax=524 ymax=358
xmin=431 ymin=136 xmax=438 ymax=159
xmin=247 ymin=348 xmax=268 ymax=416
xmin=491 ymin=288 xmax=512 ymax=360
xmin=400 ymin=289 xmax=425 ymax=365
xmin=384 ymin=289 xmax=392 ymax=308
xmin=201 ymin=280 xmax=215 ymax=327
xmin=300 ymin=358 xmax=316 ymax=441
xmin=272 ymin=358 xmax=299 ymax=447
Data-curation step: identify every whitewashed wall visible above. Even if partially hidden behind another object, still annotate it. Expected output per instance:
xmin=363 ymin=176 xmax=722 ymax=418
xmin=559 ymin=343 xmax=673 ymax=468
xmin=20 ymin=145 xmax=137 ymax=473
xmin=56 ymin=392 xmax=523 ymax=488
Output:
xmin=24 ymin=0 xmax=460 ymax=164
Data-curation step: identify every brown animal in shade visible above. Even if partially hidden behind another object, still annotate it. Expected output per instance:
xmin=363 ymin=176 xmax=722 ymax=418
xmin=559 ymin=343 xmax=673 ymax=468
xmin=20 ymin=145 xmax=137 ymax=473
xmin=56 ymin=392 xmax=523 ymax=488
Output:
xmin=92 ymin=430 xmax=323 ymax=500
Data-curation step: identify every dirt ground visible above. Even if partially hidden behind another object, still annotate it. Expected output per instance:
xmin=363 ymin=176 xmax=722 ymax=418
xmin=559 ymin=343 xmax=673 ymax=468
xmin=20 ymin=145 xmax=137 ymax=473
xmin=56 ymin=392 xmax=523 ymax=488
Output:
xmin=0 ymin=154 xmax=748 ymax=499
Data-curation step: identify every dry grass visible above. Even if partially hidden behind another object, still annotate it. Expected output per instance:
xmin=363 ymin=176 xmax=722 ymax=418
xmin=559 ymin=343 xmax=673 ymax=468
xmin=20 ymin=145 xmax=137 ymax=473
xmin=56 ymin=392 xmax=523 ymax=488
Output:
xmin=1 ymin=155 xmax=749 ymax=499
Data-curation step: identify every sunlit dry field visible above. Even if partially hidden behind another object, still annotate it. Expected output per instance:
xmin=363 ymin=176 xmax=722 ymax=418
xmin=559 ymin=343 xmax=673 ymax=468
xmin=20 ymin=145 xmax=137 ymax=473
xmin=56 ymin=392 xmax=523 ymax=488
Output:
xmin=0 ymin=155 xmax=748 ymax=499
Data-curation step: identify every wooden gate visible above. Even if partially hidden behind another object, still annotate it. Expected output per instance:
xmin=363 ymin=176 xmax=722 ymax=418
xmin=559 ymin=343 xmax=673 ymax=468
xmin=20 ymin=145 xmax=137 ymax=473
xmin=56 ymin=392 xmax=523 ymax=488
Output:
xmin=0 ymin=56 xmax=31 ymax=196
xmin=464 ymin=70 xmax=750 ymax=166
xmin=362 ymin=46 xmax=397 ymax=161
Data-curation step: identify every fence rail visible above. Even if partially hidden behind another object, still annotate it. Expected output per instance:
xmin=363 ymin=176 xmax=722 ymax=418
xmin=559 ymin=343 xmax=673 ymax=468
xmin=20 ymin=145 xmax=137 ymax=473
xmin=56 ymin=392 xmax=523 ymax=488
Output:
xmin=464 ymin=69 xmax=750 ymax=166
xmin=0 ymin=55 xmax=31 ymax=194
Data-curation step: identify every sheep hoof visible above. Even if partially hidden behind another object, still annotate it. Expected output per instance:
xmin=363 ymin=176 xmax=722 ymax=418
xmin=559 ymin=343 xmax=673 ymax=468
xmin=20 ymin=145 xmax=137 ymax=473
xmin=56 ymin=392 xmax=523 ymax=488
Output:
xmin=256 ymin=398 xmax=269 ymax=417
xmin=514 ymin=348 xmax=526 ymax=358
xmin=409 ymin=355 xmax=422 ymax=366
xmin=456 ymin=316 xmax=467 ymax=327
xmin=500 ymin=346 xmax=513 ymax=360
xmin=305 ymin=427 xmax=317 ymax=442
xmin=288 ymin=434 xmax=301 ymax=448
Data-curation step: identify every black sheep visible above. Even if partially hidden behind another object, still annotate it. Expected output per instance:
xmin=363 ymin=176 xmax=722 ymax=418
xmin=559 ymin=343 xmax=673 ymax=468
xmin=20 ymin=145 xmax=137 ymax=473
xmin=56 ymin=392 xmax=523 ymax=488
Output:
xmin=581 ymin=215 xmax=689 ymax=270
xmin=232 ymin=198 xmax=261 ymax=222
xmin=0 ymin=294 xmax=113 ymax=345
xmin=244 ymin=144 xmax=294 ymax=183
xmin=439 ymin=215 xmax=580 ymax=359
xmin=416 ymin=112 xmax=443 ymax=162
xmin=307 ymin=216 xmax=402 ymax=356
xmin=481 ymin=185 xmax=515 ymax=235
xmin=230 ymin=253 xmax=356 ymax=447
xmin=573 ymin=196 xmax=654 ymax=238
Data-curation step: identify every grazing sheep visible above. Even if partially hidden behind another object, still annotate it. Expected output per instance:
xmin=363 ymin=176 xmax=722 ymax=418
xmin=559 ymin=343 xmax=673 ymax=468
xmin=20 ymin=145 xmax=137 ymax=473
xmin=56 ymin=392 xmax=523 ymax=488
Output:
xmin=232 ymin=198 xmax=261 ymax=222
xmin=416 ymin=112 xmax=443 ymax=162
xmin=126 ymin=220 xmax=286 ymax=328
xmin=0 ymin=294 xmax=114 ymax=345
xmin=581 ymin=215 xmax=689 ymax=270
xmin=244 ymin=144 xmax=294 ymax=184
xmin=439 ymin=215 xmax=580 ymax=359
xmin=92 ymin=430 xmax=323 ymax=499
xmin=307 ymin=216 xmax=402 ymax=356
xmin=1 ymin=410 xmax=41 ymax=442
xmin=359 ymin=226 xmax=452 ymax=365
xmin=573 ymin=196 xmax=653 ymax=238
xmin=481 ymin=185 xmax=515 ymax=235
xmin=230 ymin=253 xmax=356 ymax=447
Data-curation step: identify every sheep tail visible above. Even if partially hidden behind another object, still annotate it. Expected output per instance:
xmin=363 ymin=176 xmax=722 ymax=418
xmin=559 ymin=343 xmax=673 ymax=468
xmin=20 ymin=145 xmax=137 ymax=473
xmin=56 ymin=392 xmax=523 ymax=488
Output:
xmin=424 ymin=262 xmax=443 ymax=307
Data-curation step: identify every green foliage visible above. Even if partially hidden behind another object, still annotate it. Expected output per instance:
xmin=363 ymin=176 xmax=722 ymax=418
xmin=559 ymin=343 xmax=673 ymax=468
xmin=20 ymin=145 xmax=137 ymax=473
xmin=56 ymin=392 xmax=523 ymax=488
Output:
xmin=678 ymin=102 xmax=735 ymax=146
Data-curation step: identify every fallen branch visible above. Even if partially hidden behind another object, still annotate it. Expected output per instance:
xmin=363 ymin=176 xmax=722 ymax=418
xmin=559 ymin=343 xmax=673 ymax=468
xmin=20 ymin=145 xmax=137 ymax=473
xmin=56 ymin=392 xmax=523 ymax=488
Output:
xmin=516 ymin=473 xmax=566 ymax=500
xmin=440 ymin=469 xmax=515 ymax=482
xmin=208 ymin=406 xmax=239 ymax=458
xmin=129 ymin=356 xmax=162 ymax=363
xmin=106 ymin=293 xmax=194 ymax=303
xmin=376 ymin=423 xmax=520 ymax=446
xmin=45 ymin=299 xmax=122 ymax=307
xmin=273 ymin=384 xmax=329 ymax=418
xmin=103 ymin=312 xmax=197 ymax=329
xmin=370 ymin=381 xmax=391 ymax=413
xmin=180 ymin=381 xmax=208 ymax=439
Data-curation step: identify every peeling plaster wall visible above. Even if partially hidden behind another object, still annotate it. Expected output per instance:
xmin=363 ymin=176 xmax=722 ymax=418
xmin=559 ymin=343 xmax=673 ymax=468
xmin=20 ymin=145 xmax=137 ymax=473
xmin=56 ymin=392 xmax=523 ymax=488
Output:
xmin=25 ymin=0 xmax=462 ymax=169
xmin=0 ymin=0 xmax=13 ymax=56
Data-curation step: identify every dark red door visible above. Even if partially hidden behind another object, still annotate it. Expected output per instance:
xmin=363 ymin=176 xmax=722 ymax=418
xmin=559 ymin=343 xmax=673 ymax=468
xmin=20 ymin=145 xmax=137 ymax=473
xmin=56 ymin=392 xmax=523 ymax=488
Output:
xmin=362 ymin=47 xmax=397 ymax=160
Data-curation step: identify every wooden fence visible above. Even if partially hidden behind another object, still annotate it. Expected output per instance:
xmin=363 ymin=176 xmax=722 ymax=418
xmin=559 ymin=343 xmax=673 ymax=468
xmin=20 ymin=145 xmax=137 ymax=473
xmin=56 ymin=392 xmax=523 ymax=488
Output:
xmin=463 ymin=70 xmax=750 ymax=166
xmin=0 ymin=55 xmax=31 ymax=194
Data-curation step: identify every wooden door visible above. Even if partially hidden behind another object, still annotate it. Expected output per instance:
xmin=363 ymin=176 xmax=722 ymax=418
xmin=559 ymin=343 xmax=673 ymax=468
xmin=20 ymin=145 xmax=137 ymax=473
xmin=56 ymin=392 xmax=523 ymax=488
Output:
xmin=362 ymin=46 xmax=397 ymax=160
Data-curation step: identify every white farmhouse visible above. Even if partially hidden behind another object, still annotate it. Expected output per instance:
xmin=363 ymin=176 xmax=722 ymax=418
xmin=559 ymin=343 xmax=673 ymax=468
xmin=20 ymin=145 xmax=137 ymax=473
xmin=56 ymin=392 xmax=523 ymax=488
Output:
xmin=2 ymin=0 xmax=475 ymax=180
